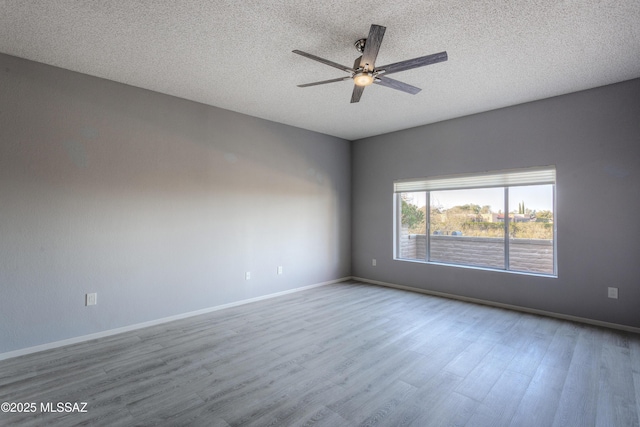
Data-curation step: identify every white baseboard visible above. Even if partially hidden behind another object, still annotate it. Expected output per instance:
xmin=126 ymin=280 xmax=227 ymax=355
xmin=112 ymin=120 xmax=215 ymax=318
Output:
xmin=351 ymin=276 xmax=640 ymax=334
xmin=0 ymin=277 xmax=349 ymax=361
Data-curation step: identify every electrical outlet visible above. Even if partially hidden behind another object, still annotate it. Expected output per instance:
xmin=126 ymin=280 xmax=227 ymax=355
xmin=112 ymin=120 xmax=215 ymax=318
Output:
xmin=277 ymin=266 xmax=283 ymax=275
xmin=85 ymin=293 xmax=97 ymax=306
xmin=372 ymin=259 xmax=377 ymax=266
xmin=245 ymin=271 xmax=251 ymax=280
xmin=607 ymin=287 xmax=618 ymax=299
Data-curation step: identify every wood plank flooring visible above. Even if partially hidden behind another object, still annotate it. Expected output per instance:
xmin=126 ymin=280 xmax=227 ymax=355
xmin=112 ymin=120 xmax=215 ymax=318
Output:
xmin=1 ymin=280 xmax=639 ymax=426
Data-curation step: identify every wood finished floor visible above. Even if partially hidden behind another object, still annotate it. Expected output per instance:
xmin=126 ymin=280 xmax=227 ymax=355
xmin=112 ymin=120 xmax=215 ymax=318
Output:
xmin=1 ymin=280 xmax=639 ymax=426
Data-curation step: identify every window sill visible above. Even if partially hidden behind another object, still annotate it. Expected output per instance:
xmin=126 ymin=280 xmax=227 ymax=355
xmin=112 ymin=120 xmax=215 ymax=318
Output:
xmin=393 ymin=257 xmax=557 ymax=278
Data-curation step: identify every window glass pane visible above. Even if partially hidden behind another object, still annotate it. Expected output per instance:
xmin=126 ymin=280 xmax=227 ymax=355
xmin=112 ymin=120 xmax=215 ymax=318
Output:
xmin=429 ymin=188 xmax=505 ymax=269
xmin=508 ymin=185 xmax=554 ymax=274
xmin=398 ymin=192 xmax=426 ymax=260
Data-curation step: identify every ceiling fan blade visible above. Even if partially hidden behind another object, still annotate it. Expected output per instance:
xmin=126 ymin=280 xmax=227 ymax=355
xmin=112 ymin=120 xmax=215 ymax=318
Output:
xmin=376 ymin=51 xmax=447 ymax=75
xmin=297 ymin=77 xmax=352 ymax=87
xmin=374 ymin=76 xmax=421 ymax=95
xmin=350 ymin=85 xmax=365 ymax=103
xmin=292 ymin=50 xmax=355 ymax=73
xmin=359 ymin=24 xmax=386 ymax=71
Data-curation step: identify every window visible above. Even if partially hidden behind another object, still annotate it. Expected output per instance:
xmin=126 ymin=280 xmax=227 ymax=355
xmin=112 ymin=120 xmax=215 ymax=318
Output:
xmin=394 ymin=167 xmax=556 ymax=276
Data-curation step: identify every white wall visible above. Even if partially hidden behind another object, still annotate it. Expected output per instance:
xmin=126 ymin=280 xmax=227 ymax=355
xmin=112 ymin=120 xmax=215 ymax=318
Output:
xmin=0 ymin=53 xmax=351 ymax=354
xmin=352 ymin=79 xmax=640 ymax=328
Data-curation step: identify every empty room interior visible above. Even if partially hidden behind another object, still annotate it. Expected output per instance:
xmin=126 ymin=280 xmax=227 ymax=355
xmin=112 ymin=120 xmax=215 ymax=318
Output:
xmin=1 ymin=1 xmax=640 ymax=426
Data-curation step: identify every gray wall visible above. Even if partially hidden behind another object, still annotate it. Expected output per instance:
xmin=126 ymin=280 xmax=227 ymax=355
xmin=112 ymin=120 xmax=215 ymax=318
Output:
xmin=0 ymin=53 xmax=351 ymax=353
xmin=352 ymin=79 xmax=640 ymax=328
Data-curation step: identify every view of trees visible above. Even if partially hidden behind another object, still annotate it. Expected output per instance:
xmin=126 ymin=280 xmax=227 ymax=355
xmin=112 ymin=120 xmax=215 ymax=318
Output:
xmin=400 ymin=197 xmax=425 ymax=232
xmin=402 ymin=198 xmax=553 ymax=240
xmin=535 ymin=210 xmax=553 ymax=222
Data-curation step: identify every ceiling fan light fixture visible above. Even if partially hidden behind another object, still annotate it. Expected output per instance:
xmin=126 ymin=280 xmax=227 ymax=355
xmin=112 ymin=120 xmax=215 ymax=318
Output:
xmin=353 ymin=72 xmax=374 ymax=86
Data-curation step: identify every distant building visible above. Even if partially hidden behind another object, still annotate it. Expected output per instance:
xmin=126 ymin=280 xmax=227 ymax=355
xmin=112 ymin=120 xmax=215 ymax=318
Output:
xmin=495 ymin=213 xmax=534 ymax=223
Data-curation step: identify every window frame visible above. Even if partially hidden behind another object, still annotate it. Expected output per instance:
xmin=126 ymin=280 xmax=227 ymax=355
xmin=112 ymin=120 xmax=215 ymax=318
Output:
xmin=394 ymin=167 xmax=557 ymax=277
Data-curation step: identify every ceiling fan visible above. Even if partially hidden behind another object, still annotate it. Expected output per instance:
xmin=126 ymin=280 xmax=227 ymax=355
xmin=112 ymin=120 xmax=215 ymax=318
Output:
xmin=293 ymin=24 xmax=448 ymax=103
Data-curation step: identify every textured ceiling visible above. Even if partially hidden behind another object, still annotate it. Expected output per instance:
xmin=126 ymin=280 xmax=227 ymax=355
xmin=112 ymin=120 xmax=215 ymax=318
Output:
xmin=1 ymin=1 xmax=639 ymax=140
